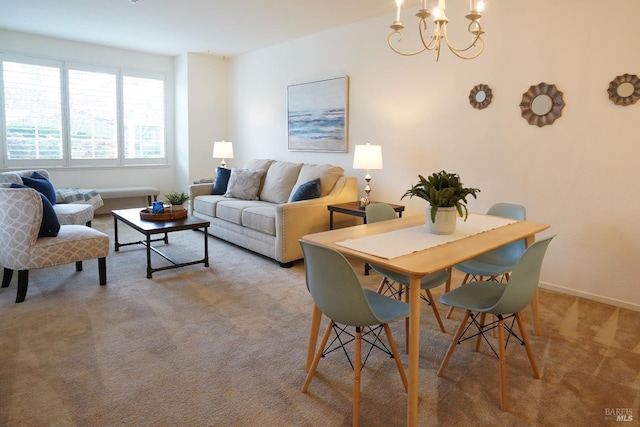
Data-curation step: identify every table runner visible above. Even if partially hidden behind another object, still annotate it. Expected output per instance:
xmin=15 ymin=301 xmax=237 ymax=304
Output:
xmin=335 ymin=213 xmax=516 ymax=259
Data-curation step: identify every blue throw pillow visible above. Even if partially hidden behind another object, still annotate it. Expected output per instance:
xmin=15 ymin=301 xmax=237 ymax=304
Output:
xmin=211 ymin=167 xmax=232 ymax=195
xmin=22 ymin=171 xmax=57 ymax=205
xmin=289 ymin=178 xmax=321 ymax=202
xmin=10 ymin=183 xmax=61 ymax=237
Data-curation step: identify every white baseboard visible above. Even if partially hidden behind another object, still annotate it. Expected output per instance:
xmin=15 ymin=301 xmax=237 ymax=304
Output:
xmin=539 ymin=281 xmax=640 ymax=312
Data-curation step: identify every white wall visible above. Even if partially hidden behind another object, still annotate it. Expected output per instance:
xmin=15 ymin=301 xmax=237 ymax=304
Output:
xmin=174 ymin=53 xmax=228 ymax=190
xmin=225 ymin=0 xmax=640 ymax=310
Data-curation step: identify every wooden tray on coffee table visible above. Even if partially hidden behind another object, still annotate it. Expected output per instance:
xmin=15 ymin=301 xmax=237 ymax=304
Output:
xmin=140 ymin=208 xmax=187 ymax=221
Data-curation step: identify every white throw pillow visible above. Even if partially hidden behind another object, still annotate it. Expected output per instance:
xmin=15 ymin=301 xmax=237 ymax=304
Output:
xmin=224 ymin=168 xmax=264 ymax=200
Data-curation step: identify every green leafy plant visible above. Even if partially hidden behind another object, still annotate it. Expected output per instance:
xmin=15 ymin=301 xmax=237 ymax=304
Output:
xmin=164 ymin=191 xmax=190 ymax=205
xmin=401 ymin=170 xmax=480 ymax=223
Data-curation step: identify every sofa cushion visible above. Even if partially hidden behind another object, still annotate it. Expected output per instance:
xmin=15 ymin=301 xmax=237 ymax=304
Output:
xmin=290 ymin=163 xmax=344 ymax=198
xmin=242 ymin=206 xmax=277 ymax=235
xmin=289 ymin=178 xmax=321 ymax=202
xmin=193 ymin=195 xmax=225 ymax=218
xmin=10 ymin=183 xmax=61 ymax=237
xmin=22 ymin=171 xmax=57 ymax=205
xmin=260 ymin=161 xmax=303 ymax=204
xmin=216 ymin=200 xmax=274 ymax=227
xmin=224 ymin=168 xmax=264 ymax=200
xmin=211 ymin=167 xmax=232 ymax=195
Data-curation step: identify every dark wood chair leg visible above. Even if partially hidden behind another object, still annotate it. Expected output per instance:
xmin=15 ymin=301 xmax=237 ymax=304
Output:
xmin=2 ymin=268 xmax=13 ymax=288
xmin=76 ymin=261 xmax=83 ymax=272
xmin=16 ymin=270 xmax=29 ymax=303
xmin=98 ymin=257 xmax=107 ymax=285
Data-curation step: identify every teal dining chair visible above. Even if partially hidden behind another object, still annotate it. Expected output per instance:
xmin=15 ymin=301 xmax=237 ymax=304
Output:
xmin=437 ymin=235 xmax=555 ymax=411
xmin=365 ymin=203 xmax=448 ymax=333
xmin=299 ymin=239 xmax=409 ymax=427
xmin=446 ymin=203 xmax=527 ymax=319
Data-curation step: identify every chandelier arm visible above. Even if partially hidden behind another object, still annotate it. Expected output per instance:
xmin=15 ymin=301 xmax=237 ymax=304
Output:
xmin=387 ymin=31 xmax=429 ymax=57
xmin=418 ymin=19 xmax=438 ymax=52
xmin=441 ymin=24 xmax=485 ymax=60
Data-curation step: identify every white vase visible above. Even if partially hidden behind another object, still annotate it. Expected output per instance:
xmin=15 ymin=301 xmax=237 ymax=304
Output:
xmin=170 ymin=204 xmax=185 ymax=212
xmin=427 ymin=206 xmax=457 ymax=235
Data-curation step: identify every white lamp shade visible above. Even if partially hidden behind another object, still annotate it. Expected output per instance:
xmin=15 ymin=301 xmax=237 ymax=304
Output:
xmin=353 ymin=144 xmax=383 ymax=170
xmin=212 ymin=140 xmax=234 ymax=159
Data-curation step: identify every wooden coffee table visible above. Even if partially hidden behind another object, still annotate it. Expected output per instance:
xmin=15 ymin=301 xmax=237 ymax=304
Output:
xmin=112 ymin=208 xmax=210 ymax=278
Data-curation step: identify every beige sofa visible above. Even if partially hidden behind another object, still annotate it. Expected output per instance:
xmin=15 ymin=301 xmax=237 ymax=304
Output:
xmin=189 ymin=159 xmax=358 ymax=267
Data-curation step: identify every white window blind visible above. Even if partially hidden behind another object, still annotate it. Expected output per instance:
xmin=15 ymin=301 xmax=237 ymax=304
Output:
xmin=2 ymin=61 xmax=63 ymax=160
xmin=123 ymin=76 xmax=165 ymax=159
xmin=68 ymin=68 xmax=118 ymax=159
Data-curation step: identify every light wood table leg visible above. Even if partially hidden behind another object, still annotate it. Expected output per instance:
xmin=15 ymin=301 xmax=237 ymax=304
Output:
xmin=305 ymin=304 xmax=322 ymax=372
xmin=408 ymin=275 xmax=421 ymax=426
xmin=525 ymin=235 xmax=541 ymax=336
xmin=531 ymin=289 xmax=540 ymax=335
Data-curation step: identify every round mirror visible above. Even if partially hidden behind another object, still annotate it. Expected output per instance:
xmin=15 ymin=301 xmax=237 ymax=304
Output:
xmin=469 ymin=84 xmax=492 ymax=110
xmin=531 ymin=95 xmax=553 ymax=116
xmin=608 ymin=74 xmax=640 ymax=106
xmin=519 ymin=82 xmax=565 ymax=127
xmin=617 ymin=82 xmax=635 ymax=98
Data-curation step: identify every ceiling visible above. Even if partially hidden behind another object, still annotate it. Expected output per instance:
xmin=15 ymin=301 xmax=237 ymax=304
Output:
xmin=0 ymin=0 xmax=406 ymax=57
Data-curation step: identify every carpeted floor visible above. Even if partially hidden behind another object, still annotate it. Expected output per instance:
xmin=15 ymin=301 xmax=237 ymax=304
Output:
xmin=0 ymin=215 xmax=639 ymax=426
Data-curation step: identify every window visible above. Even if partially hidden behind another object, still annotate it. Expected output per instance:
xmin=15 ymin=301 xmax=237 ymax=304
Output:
xmin=68 ymin=68 xmax=118 ymax=160
xmin=123 ymin=76 xmax=165 ymax=159
xmin=0 ymin=54 xmax=166 ymax=167
xmin=2 ymin=61 xmax=63 ymax=160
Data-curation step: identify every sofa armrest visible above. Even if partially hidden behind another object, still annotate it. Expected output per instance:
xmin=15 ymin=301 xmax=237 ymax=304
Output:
xmin=274 ymin=176 xmax=358 ymax=263
xmin=189 ymin=183 xmax=213 ymax=211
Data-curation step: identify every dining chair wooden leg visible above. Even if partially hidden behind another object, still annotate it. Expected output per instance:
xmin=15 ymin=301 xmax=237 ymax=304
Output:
xmin=516 ymin=312 xmax=540 ymax=379
xmin=424 ymin=290 xmax=446 ymax=332
xmin=475 ymin=312 xmax=487 ymax=352
xmin=375 ymin=278 xmax=387 ymax=294
xmin=302 ymin=321 xmax=334 ymax=392
xmin=445 ymin=267 xmax=453 ymax=292
xmin=438 ymin=310 xmax=471 ymax=376
xmin=498 ymin=316 xmax=508 ymax=412
xmin=446 ymin=274 xmax=471 ymax=319
xmin=305 ymin=305 xmax=323 ymax=372
xmin=353 ymin=326 xmax=362 ymax=427
xmin=383 ymin=323 xmax=408 ymax=391
xmin=492 ymin=314 xmax=499 ymax=338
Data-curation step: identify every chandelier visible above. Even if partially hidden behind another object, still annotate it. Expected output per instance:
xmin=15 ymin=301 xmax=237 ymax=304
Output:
xmin=389 ymin=0 xmax=485 ymax=61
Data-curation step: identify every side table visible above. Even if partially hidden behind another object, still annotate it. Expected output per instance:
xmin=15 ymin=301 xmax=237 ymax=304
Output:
xmin=327 ymin=201 xmax=405 ymax=230
xmin=327 ymin=201 xmax=405 ymax=275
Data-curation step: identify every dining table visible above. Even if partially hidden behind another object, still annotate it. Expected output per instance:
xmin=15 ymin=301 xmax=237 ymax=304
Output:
xmin=300 ymin=212 xmax=550 ymax=426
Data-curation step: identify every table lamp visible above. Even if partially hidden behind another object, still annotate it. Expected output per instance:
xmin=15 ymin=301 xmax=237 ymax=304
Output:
xmin=352 ymin=142 xmax=383 ymax=208
xmin=212 ymin=140 xmax=234 ymax=168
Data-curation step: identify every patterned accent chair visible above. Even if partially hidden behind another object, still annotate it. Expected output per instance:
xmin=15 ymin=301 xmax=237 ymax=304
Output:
xmin=0 ymin=169 xmax=96 ymax=226
xmin=0 ymin=187 xmax=110 ymax=303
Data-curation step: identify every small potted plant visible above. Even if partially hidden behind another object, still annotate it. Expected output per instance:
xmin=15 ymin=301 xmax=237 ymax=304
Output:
xmin=402 ymin=170 xmax=480 ymax=234
xmin=164 ymin=191 xmax=190 ymax=212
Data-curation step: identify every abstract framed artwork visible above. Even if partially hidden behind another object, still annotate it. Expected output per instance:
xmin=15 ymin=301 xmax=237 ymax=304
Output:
xmin=287 ymin=76 xmax=349 ymax=152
